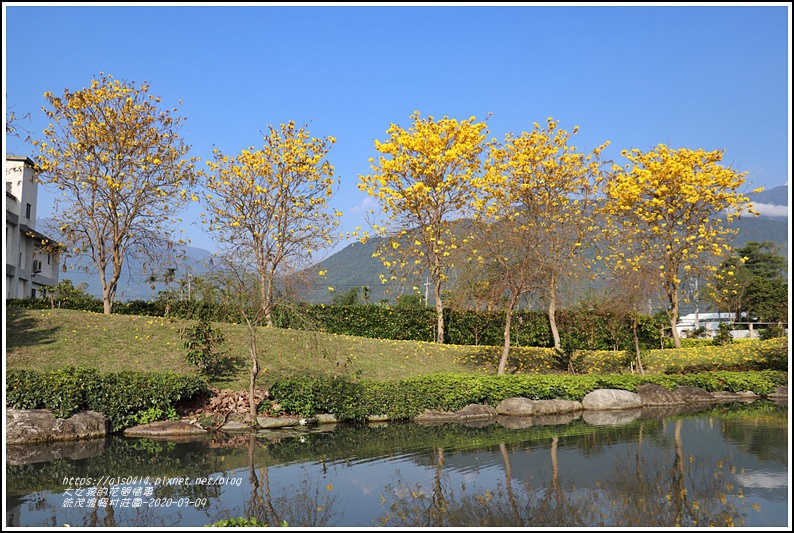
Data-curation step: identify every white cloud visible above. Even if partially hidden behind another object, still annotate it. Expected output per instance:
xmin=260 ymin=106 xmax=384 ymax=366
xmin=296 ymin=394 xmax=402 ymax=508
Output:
xmin=752 ymin=202 xmax=789 ymax=218
xmin=735 ymin=471 xmax=788 ymax=489
xmin=351 ymin=197 xmax=375 ymax=213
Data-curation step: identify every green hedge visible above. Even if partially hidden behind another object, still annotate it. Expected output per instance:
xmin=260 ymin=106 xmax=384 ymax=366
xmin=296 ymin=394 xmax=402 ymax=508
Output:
xmin=6 ymin=367 xmax=209 ymax=432
xmin=267 ymin=370 xmax=788 ymax=421
xmin=8 ymin=298 xmax=665 ymax=350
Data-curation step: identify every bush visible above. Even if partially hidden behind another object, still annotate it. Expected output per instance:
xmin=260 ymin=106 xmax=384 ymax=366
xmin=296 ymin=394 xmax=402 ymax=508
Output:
xmin=181 ymin=317 xmax=237 ymax=376
xmin=8 ymin=297 xmax=666 ymax=350
xmin=265 ymin=370 xmax=788 ymax=421
xmin=132 ymin=405 xmax=179 ymax=425
xmin=759 ymin=324 xmax=787 ymax=340
xmin=712 ymin=323 xmax=734 ymax=346
xmin=6 ymin=367 xmax=209 ymax=432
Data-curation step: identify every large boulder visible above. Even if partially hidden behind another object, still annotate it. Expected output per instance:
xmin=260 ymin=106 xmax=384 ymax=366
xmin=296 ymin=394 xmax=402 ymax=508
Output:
xmin=256 ymin=416 xmax=316 ymax=429
xmin=673 ymin=386 xmax=714 ymax=403
xmin=496 ymin=398 xmax=583 ymax=416
xmin=415 ymin=404 xmax=497 ymax=425
xmin=581 ymin=389 xmax=642 ymax=411
xmin=637 ymin=383 xmax=685 ymax=406
xmin=6 ymin=408 xmax=108 ymax=444
xmin=455 ymin=404 xmax=498 ymax=420
xmin=711 ymin=391 xmax=757 ymax=403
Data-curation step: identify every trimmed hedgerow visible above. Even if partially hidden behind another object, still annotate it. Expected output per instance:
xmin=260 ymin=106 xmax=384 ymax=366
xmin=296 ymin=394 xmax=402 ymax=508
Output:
xmin=7 ymin=298 xmax=663 ymax=350
xmin=6 ymin=366 xmax=209 ymax=432
xmin=266 ymin=370 xmax=787 ymax=421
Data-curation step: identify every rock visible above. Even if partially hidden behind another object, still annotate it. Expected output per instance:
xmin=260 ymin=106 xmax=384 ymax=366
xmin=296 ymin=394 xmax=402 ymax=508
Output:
xmin=256 ymin=416 xmax=315 ymax=429
xmin=124 ymin=420 xmax=207 ymax=437
xmin=315 ymin=413 xmax=339 ymax=424
xmin=767 ymin=385 xmax=788 ymax=399
xmin=673 ymin=386 xmax=714 ymax=403
xmin=6 ymin=408 xmax=108 ymax=444
xmin=414 ymin=409 xmax=459 ymax=423
xmin=637 ymin=383 xmax=685 ymax=406
xmin=496 ymin=398 xmax=582 ymax=416
xmin=581 ymin=389 xmax=643 ymax=410
xmin=455 ymin=404 xmax=498 ymax=420
xmin=583 ymin=408 xmax=642 ymax=426
xmin=415 ymin=404 xmax=498 ymax=424
xmin=711 ymin=391 xmax=757 ymax=403
xmin=367 ymin=414 xmax=391 ymax=422
xmin=219 ymin=421 xmax=251 ymax=432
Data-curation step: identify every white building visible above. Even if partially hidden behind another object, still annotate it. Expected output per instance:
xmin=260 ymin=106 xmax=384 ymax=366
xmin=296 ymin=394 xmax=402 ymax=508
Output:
xmin=675 ymin=312 xmax=736 ymax=336
xmin=5 ymin=155 xmax=61 ymax=299
xmin=675 ymin=312 xmax=782 ymax=340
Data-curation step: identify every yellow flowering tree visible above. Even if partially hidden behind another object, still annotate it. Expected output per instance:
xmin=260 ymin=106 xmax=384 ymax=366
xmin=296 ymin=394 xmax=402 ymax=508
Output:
xmin=480 ymin=118 xmax=610 ymax=369
xmin=357 ymin=111 xmax=491 ymax=343
xmin=34 ymin=73 xmax=200 ymax=314
xmin=602 ymin=144 xmax=758 ymax=348
xmin=203 ymin=121 xmax=340 ymax=327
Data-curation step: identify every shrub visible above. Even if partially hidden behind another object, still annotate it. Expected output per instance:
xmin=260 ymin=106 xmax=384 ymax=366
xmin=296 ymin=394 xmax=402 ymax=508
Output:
xmin=759 ymin=324 xmax=787 ymax=340
xmin=181 ymin=317 xmax=237 ymax=376
xmin=265 ymin=371 xmax=788 ymax=421
xmin=132 ymin=405 xmax=179 ymax=425
xmin=5 ymin=367 xmax=209 ymax=432
xmin=712 ymin=323 xmax=734 ymax=346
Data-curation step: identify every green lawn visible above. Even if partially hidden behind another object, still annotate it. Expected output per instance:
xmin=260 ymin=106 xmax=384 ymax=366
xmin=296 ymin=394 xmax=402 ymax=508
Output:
xmin=6 ymin=308 xmax=495 ymax=389
xmin=6 ymin=307 xmax=788 ymax=391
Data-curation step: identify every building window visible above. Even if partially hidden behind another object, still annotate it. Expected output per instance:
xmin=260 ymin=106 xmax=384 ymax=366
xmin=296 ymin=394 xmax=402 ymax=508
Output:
xmin=31 ymin=288 xmax=37 ymax=299
xmin=47 ymin=254 xmax=51 ymax=265
xmin=26 ymin=203 xmax=32 ymax=219
xmin=19 ymin=253 xmax=23 ymax=268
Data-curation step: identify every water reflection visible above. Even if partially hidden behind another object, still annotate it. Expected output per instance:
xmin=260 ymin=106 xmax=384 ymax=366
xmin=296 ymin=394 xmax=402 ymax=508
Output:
xmin=6 ymin=402 xmax=789 ymax=528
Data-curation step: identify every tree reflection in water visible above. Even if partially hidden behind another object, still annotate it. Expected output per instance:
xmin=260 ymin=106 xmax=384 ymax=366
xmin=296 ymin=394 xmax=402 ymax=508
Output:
xmin=378 ymin=437 xmax=598 ymax=527
xmin=7 ymin=404 xmax=786 ymax=528
xmin=243 ymin=433 xmax=339 ymax=527
xmin=590 ymin=418 xmax=751 ymax=527
xmin=377 ymin=420 xmax=756 ymax=528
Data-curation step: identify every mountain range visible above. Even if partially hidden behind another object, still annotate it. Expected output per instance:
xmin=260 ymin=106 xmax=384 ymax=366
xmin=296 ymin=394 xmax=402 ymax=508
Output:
xmin=40 ymin=186 xmax=790 ymax=303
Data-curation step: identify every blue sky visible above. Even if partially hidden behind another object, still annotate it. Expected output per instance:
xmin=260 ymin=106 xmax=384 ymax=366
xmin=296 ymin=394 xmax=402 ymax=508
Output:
xmin=3 ymin=3 xmax=791 ymax=257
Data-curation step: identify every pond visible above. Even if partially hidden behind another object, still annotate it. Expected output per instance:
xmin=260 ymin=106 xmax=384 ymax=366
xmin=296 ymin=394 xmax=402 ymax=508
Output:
xmin=6 ymin=401 xmax=789 ymax=528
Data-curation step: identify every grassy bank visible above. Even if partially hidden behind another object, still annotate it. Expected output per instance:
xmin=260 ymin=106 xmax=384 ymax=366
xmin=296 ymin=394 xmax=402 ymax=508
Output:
xmin=5 ymin=307 xmax=789 ymax=391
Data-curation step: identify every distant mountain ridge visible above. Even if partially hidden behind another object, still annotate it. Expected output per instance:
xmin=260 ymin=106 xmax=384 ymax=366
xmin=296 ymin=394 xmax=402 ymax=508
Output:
xmin=39 ymin=186 xmax=789 ymax=302
xmin=750 ymin=185 xmax=789 ymax=221
xmin=751 ymin=185 xmax=789 ymax=207
xmin=301 ymin=185 xmax=790 ymax=304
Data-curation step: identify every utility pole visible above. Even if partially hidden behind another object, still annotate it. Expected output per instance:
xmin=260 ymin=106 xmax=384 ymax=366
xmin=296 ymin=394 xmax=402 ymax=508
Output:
xmin=186 ymin=264 xmax=192 ymax=302
xmin=692 ymin=277 xmax=699 ymax=329
xmin=424 ymin=278 xmax=430 ymax=307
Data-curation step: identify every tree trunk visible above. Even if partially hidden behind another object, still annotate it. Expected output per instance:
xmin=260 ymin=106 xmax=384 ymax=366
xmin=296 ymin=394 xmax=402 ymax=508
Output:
xmin=244 ymin=316 xmax=260 ymax=426
xmin=498 ymin=294 xmax=519 ymax=375
xmin=668 ymin=287 xmax=682 ymax=348
xmin=260 ymin=271 xmax=274 ymax=328
xmin=434 ymin=280 xmax=445 ymax=344
xmin=548 ymin=289 xmax=562 ymax=353
xmin=633 ymin=312 xmax=644 ymax=375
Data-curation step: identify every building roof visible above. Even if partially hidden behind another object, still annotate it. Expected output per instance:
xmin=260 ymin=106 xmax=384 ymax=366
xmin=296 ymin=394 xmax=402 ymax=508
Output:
xmin=6 ymin=155 xmax=36 ymax=166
